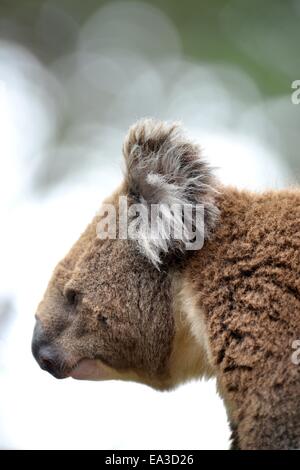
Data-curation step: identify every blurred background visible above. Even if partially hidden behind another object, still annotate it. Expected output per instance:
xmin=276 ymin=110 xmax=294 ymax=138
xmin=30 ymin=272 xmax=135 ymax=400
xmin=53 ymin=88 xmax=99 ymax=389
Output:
xmin=0 ymin=0 xmax=299 ymax=450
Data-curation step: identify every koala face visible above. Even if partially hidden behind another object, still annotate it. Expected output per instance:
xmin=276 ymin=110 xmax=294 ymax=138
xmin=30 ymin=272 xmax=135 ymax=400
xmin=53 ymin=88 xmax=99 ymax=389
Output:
xmin=32 ymin=198 xmax=175 ymax=387
xmin=32 ymin=119 xmax=218 ymax=389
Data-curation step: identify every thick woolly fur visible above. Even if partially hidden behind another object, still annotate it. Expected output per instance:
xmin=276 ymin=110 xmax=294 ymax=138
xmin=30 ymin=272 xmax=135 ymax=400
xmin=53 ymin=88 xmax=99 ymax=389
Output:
xmin=182 ymin=187 xmax=300 ymax=449
xmin=123 ymin=119 xmax=219 ymax=267
xmin=33 ymin=119 xmax=300 ymax=450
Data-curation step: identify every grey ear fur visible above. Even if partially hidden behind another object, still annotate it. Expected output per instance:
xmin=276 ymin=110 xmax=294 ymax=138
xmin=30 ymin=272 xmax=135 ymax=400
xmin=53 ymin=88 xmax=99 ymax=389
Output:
xmin=122 ymin=118 xmax=219 ymax=267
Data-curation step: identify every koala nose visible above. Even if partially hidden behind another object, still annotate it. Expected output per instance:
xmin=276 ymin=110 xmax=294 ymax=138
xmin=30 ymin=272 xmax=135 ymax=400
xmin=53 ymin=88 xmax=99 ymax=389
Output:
xmin=31 ymin=320 xmax=66 ymax=379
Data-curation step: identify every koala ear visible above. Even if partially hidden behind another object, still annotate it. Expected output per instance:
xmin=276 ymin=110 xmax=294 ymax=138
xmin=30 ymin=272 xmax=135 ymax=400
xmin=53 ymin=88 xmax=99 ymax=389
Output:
xmin=122 ymin=118 xmax=219 ymax=267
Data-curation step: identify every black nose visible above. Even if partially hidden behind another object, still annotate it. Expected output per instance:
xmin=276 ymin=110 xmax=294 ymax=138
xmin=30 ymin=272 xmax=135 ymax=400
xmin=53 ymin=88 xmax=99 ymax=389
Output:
xmin=31 ymin=320 xmax=66 ymax=379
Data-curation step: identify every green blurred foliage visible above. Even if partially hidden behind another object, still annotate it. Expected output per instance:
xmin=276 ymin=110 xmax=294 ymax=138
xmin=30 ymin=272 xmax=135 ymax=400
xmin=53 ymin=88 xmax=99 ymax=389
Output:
xmin=0 ymin=0 xmax=299 ymax=176
xmin=1 ymin=0 xmax=299 ymax=96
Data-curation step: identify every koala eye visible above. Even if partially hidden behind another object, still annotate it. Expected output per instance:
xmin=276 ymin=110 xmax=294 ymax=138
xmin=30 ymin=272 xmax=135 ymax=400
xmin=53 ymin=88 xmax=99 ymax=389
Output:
xmin=65 ymin=288 xmax=79 ymax=307
xmin=97 ymin=313 xmax=108 ymax=325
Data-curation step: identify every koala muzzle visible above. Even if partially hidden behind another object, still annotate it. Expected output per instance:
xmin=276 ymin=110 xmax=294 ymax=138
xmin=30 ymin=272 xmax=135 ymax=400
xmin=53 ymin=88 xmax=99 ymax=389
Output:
xmin=31 ymin=319 xmax=68 ymax=379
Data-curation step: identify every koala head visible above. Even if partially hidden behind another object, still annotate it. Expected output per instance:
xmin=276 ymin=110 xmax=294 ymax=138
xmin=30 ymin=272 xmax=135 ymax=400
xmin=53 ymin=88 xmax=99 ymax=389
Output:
xmin=32 ymin=119 xmax=218 ymax=390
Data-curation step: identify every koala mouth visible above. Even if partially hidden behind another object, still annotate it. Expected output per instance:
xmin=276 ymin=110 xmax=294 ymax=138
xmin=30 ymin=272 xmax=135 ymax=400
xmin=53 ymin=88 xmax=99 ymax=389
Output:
xmin=69 ymin=358 xmax=113 ymax=381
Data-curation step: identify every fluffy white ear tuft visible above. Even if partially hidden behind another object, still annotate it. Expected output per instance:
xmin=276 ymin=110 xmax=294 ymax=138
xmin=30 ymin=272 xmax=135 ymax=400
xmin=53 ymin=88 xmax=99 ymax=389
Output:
xmin=122 ymin=118 xmax=219 ymax=267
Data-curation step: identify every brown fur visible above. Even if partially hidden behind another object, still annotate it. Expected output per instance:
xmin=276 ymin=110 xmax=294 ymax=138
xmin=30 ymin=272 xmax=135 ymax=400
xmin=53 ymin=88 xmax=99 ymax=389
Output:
xmin=37 ymin=188 xmax=175 ymax=383
xmin=33 ymin=119 xmax=300 ymax=450
xmin=184 ymin=187 xmax=300 ymax=449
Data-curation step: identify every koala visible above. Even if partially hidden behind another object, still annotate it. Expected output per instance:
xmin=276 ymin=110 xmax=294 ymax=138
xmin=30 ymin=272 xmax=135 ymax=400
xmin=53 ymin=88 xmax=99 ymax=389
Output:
xmin=32 ymin=119 xmax=300 ymax=450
